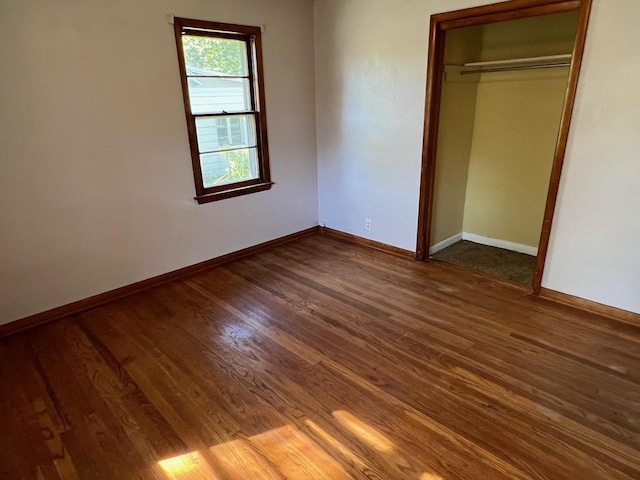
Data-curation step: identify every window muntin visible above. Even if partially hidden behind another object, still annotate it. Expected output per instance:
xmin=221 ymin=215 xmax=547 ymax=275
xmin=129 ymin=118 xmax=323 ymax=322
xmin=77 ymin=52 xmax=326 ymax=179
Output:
xmin=174 ymin=19 xmax=271 ymax=203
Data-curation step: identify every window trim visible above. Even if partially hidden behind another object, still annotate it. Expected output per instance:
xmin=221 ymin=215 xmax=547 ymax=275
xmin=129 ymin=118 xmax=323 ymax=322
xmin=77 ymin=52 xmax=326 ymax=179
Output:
xmin=173 ymin=18 xmax=272 ymax=204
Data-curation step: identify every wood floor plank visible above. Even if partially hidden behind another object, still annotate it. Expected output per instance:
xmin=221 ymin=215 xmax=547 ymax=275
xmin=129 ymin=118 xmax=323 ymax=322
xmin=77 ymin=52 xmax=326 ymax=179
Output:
xmin=284 ymin=239 xmax=640 ymax=360
xmin=0 ymin=339 xmax=62 ymax=480
xmin=194 ymin=262 xmax=636 ymax=478
xmin=163 ymin=280 xmax=518 ymax=480
xmin=260 ymin=242 xmax=640 ymax=431
xmin=118 ymin=287 xmax=443 ymax=479
xmin=222 ymin=255 xmax=635 ymax=468
xmin=1 ymin=234 xmax=639 ymax=479
xmin=27 ymin=323 xmax=158 ymax=480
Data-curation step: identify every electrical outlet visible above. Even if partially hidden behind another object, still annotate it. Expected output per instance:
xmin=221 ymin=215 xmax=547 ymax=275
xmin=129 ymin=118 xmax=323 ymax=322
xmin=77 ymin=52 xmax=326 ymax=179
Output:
xmin=365 ymin=219 xmax=372 ymax=231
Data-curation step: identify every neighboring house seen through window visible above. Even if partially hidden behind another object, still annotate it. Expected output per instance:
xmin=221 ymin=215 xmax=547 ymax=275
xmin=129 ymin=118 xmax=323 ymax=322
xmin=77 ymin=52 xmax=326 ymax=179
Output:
xmin=174 ymin=18 xmax=271 ymax=203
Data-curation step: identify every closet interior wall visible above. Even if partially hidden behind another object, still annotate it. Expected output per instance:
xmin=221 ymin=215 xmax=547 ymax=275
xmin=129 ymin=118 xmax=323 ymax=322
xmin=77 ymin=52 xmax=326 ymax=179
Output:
xmin=430 ymin=11 xmax=580 ymax=255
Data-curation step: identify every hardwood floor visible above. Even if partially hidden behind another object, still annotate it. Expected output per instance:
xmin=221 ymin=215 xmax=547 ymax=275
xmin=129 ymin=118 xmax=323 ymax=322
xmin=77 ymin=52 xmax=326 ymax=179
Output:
xmin=1 ymin=234 xmax=639 ymax=479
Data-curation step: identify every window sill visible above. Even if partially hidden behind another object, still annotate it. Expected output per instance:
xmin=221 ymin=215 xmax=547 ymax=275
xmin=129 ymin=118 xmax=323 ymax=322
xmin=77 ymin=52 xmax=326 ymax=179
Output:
xmin=194 ymin=181 xmax=274 ymax=204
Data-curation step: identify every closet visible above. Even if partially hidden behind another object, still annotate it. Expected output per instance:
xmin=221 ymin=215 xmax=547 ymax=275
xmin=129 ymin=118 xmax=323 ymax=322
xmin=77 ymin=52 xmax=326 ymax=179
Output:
xmin=428 ymin=11 xmax=580 ymax=285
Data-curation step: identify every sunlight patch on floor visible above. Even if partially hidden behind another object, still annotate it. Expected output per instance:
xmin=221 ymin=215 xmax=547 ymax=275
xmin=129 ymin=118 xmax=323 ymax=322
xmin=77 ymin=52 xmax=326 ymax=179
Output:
xmin=159 ymin=425 xmax=349 ymax=479
xmin=245 ymin=424 xmax=349 ymax=479
xmin=158 ymin=451 xmax=219 ymax=479
xmin=209 ymin=438 xmax=281 ymax=479
xmin=421 ymin=473 xmax=444 ymax=480
xmin=158 ymin=413 xmax=444 ymax=479
xmin=332 ymin=410 xmax=394 ymax=452
xmin=305 ymin=419 xmax=365 ymax=468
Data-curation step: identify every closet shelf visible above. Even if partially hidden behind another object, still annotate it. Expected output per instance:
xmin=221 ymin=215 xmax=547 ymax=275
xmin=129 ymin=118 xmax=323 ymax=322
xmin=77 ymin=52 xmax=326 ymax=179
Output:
xmin=461 ymin=53 xmax=572 ymax=75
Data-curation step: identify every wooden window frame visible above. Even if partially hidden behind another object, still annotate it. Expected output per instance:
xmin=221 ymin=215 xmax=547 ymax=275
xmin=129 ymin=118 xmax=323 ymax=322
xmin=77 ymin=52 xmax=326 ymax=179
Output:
xmin=173 ymin=18 xmax=272 ymax=204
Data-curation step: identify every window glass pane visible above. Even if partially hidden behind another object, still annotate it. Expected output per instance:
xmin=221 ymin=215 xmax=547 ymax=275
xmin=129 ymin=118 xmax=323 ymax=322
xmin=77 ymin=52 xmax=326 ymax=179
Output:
xmin=188 ymin=78 xmax=251 ymax=114
xmin=182 ymin=35 xmax=248 ymax=77
xmin=195 ymin=115 xmax=257 ymax=153
xmin=200 ymin=148 xmax=259 ymax=188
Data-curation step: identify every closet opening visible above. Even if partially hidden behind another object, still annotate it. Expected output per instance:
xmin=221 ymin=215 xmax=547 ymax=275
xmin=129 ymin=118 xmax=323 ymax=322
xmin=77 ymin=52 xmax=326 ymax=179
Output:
xmin=416 ymin=0 xmax=592 ymax=293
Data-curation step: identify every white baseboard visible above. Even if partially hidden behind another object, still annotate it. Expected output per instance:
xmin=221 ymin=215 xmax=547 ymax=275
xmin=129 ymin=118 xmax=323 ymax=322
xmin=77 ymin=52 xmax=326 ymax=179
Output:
xmin=429 ymin=232 xmax=538 ymax=256
xmin=462 ymin=232 xmax=538 ymax=256
xmin=429 ymin=233 xmax=463 ymax=255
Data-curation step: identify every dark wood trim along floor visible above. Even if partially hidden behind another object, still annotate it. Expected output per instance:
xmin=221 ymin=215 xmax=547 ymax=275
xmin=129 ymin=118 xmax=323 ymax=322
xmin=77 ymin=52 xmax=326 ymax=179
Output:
xmin=0 ymin=226 xmax=320 ymax=338
xmin=320 ymin=226 xmax=415 ymax=259
xmin=1 ymin=235 xmax=639 ymax=479
xmin=540 ymin=287 xmax=640 ymax=326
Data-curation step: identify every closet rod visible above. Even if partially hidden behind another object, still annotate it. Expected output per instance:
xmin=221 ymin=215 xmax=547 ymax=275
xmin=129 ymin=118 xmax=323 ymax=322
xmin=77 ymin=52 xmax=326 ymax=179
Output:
xmin=460 ymin=53 xmax=572 ymax=75
xmin=461 ymin=62 xmax=571 ymax=75
xmin=464 ymin=54 xmax=572 ymax=68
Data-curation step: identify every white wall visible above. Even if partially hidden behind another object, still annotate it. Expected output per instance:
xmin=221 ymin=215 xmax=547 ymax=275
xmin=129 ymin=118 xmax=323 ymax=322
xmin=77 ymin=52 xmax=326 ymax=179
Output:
xmin=543 ymin=0 xmax=640 ymax=313
xmin=315 ymin=0 xmax=494 ymax=251
xmin=315 ymin=0 xmax=444 ymax=250
xmin=315 ymin=0 xmax=640 ymax=313
xmin=0 ymin=0 xmax=319 ymax=325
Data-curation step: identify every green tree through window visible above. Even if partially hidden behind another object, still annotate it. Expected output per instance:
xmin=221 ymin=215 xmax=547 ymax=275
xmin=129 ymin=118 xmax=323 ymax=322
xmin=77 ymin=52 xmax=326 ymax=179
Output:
xmin=182 ymin=37 xmax=243 ymax=76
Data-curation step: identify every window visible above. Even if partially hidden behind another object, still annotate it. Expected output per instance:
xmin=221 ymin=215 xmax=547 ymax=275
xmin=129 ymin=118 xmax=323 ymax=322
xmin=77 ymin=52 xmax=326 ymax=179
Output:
xmin=173 ymin=18 xmax=272 ymax=203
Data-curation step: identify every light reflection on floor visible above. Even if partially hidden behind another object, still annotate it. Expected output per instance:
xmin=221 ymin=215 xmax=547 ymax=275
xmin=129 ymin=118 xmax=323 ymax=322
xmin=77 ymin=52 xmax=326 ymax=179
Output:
xmin=332 ymin=410 xmax=395 ymax=452
xmin=421 ymin=473 xmax=444 ymax=480
xmin=304 ymin=418 xmax=366 ymax=468
xmin=158 ymin=411 xmax=444 ymax=479
xmin=209 ymin=438 xmax=281 ymax=479
xmin=158 ymin=451 xmax=220 ymax=479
